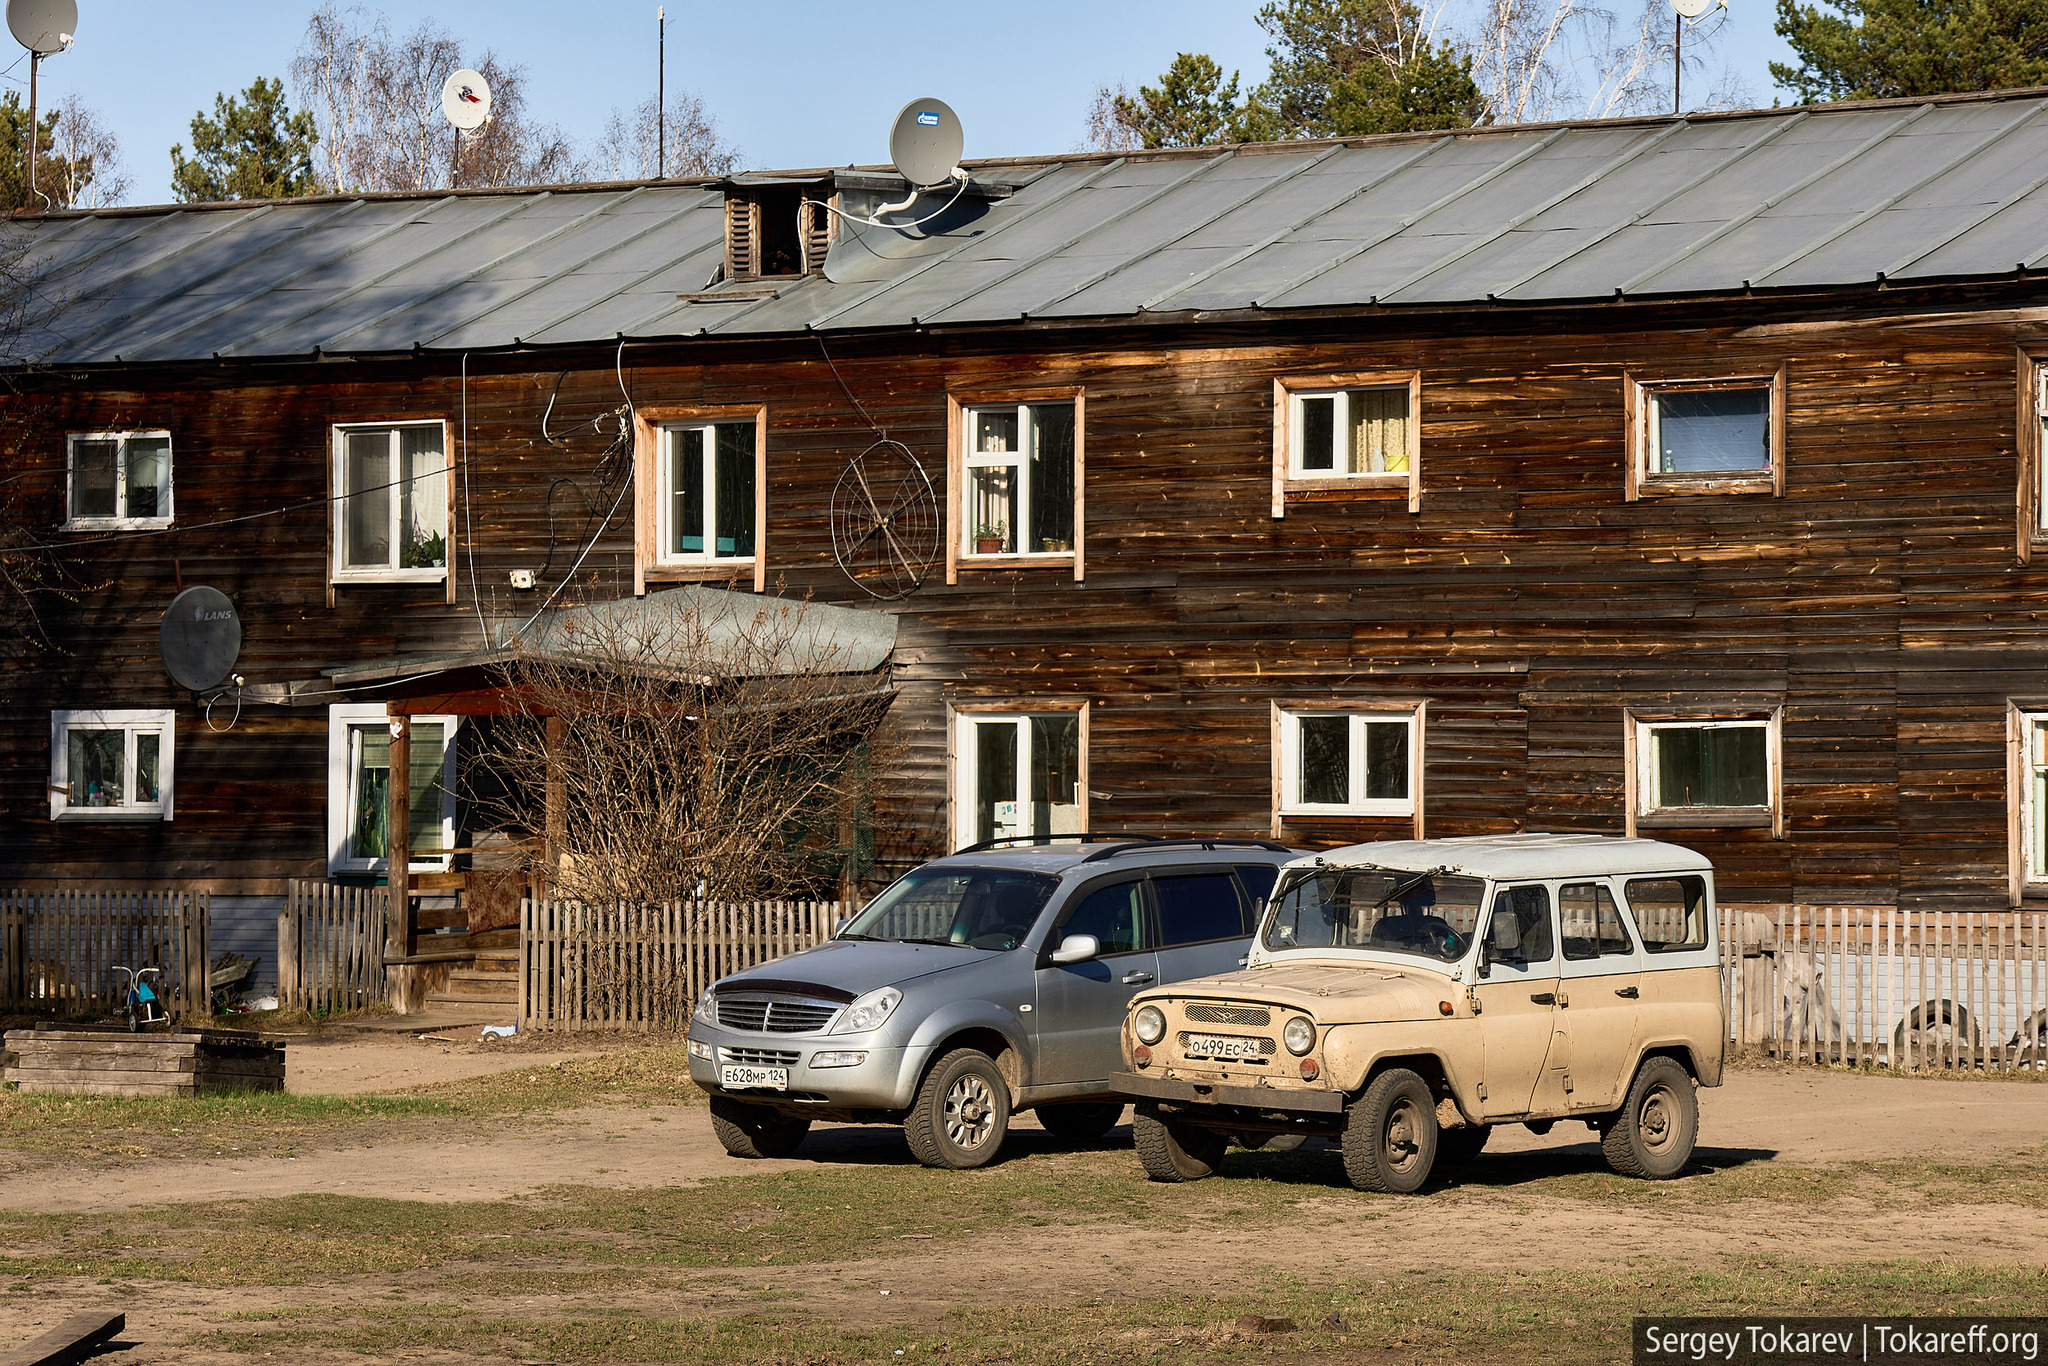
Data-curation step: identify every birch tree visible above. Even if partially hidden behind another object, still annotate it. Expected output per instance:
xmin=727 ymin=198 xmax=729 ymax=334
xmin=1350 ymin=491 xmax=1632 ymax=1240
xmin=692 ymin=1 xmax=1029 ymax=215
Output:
xmin=589 ymin=93 xmax=743 ymax=180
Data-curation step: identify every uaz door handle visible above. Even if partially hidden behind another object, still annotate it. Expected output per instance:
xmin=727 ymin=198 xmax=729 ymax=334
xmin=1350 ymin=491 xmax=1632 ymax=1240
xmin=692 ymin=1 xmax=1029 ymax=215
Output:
xmin=1615 ymin=986 xmax=1640 ymax=999
xmin=1529 ymin=992 xmax=1556 ymax=1005
xmin=1122 ymin=970 xmax=1155 ymax=985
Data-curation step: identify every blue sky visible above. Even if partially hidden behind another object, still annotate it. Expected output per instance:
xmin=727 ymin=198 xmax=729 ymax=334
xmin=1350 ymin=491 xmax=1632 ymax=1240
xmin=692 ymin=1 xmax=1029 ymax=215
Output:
xmin=20 ymin=1 xmax=1798 ymax=207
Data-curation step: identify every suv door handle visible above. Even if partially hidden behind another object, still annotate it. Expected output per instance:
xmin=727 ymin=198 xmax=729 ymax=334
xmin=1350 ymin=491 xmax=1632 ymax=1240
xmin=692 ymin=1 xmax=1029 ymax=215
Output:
xmin=1615 ymin=986 xmax=1640 ymax=999
xmin=1122 ymin=971 xmax=1155 ymax=986
xmin=1529 ymin=992 xmax=1556 ymax=1005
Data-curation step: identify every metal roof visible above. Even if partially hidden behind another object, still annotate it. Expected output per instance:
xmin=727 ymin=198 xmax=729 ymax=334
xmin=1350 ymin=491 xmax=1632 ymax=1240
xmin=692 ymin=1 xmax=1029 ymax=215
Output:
xmin=18 ymin=88 xmax=2048 ymax=366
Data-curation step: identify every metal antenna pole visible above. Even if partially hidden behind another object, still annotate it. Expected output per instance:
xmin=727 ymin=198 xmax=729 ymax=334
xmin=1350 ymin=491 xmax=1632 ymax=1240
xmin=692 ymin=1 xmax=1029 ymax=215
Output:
xmin=27 ymin=50 xmax=39 ymax=201
xmin=1674 ymin=12 xmax=1682 ymax=115
xmin=657 ymin=5 xmax=666 ymax=178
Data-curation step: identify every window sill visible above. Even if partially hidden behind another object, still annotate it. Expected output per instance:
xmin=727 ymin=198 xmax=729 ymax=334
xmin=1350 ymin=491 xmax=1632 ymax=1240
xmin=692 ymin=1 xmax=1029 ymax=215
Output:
xmin=959 ymin=552 xmax=1076 ymax=567
xmin=332 ymin=569 xmax=449 ymax=585
xmin=1282 ymin=474 xmax=1409 ymax=494
xmin=62 ymin=516 xmax=174 ymax=532
xmin=53 ymin=809 xmax=168 ymax=822
xmin=1636 ymin=476 xmax=1775 ymax=497
xmin=1278 ymin=805 xmax=1415 ymax=819
xmin=1635 ymin=807 xmax=1773 ymax=829
xmin=328 ymin=861 xmax=456 ymax=877
xmin=647 ymin=559 xmax=758 ymax=580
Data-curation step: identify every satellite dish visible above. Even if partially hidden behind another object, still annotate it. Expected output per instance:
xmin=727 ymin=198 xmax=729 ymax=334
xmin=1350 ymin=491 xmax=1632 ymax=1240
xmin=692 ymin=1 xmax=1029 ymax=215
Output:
xmin=1670 ymin=0 xmax=1714 ymax=17
xmin=830 ymin=440 xmax=939 ymax=600
xmin=6 ymin=0 xmax=74 ymax=53
xmin=440 ymin=68 xmax=492 ymax=131
xmin=889 ymin=97 xmax=964 ymax=189
xmin=159 ymin=586 xmax=242 ymax=692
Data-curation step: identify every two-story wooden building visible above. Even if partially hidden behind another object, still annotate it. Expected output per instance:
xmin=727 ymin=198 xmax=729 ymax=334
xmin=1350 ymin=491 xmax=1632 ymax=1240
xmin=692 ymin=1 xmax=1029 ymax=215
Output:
xmin=7 ymin=87 xmax=2048 ymax=998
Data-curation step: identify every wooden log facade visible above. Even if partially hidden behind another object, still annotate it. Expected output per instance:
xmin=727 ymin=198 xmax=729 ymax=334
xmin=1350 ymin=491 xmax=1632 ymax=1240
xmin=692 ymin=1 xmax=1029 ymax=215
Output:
xmin=4 ymin=94 xmax=2048 ymax=931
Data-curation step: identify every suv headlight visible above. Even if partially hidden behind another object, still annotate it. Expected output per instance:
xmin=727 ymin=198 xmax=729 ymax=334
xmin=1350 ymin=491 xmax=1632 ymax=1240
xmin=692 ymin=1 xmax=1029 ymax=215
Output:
xmin=1134 ymin=1004 xmax=1167 ymax=1045
xmin=830 ymin=985 xmax=902 ymax=1034
xmin=1282 ymin=1016 xmax=1316 ymax=1056
xmin=691 ymin=986 xmax=717 ymax=1026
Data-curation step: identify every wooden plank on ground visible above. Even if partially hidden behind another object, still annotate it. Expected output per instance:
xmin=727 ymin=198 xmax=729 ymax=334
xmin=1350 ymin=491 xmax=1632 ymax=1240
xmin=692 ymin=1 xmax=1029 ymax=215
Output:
xmin=0 ymin=1310 xmax=126 ymax=1366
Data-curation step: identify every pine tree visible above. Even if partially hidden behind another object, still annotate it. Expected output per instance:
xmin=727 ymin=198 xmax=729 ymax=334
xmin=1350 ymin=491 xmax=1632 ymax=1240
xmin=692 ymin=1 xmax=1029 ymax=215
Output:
xmin=1772 ymin=0 xmax=2048 ymax=103
xmin=170 ymin=76 xmax=320 ymax=202
xmin=0 ymin=92 xmax=81 ymax=210
xmin=1114 ymin=54 xmax=1248 ymax=148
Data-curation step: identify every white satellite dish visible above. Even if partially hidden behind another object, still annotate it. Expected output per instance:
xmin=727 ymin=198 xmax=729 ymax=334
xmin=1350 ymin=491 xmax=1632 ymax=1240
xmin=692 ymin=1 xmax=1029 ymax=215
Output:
xmin=6 ymin=0 xmax=74 ymax=54
xmin=889 ymin=97 xmax=964 ymax=189
xmin=1670 ymin=0 xmax=1713 ymax=17
xmin=440 ymin=68 xmax=492 ymax=130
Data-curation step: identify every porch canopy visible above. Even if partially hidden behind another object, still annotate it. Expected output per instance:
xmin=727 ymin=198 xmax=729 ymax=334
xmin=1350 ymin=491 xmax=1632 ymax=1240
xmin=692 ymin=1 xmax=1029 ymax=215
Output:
xmin=317 ymin=586 xmax=898 ymax=963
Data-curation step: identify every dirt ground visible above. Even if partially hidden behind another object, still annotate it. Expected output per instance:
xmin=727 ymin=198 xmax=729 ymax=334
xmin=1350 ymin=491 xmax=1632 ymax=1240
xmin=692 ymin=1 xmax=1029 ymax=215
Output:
xmin=5 ymin=1031 xmax=2047 ymax=1364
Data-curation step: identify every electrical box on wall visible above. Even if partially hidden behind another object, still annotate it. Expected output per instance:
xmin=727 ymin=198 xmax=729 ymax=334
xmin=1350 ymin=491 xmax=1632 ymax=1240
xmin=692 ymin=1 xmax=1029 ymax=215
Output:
xmin=509 ymin=570 xmax=535 ymax=590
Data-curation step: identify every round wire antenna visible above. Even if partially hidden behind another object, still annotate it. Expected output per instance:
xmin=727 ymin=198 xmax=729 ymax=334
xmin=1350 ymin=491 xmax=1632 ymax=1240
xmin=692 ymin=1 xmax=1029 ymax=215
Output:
xmin=1669 ymin=0 xmax=1713 ymax=17
xmin=159 ymin=586 xmax=242 ymax=692
xmin=440 ymin=68 xmax=493 ymax=130
xmin=6 ymin=0 xmax=75 ymax=54
xmin=830 ymin=440 xmax=939 ymax=600
xmin=889 ymin=98 xmax=963 ymax=188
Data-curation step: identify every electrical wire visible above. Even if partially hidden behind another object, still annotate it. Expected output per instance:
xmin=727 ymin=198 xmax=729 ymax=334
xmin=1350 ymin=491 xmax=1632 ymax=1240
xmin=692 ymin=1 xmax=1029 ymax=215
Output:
xmin=813 ymin=332 xmax=891 ymax=442
xmin=803 ymin=172 xmax=970 ymax=234
xmin=461 ymin=351 xmax=488 ymax=648
xmin=203 ymin=682 xmax=243 ymax=731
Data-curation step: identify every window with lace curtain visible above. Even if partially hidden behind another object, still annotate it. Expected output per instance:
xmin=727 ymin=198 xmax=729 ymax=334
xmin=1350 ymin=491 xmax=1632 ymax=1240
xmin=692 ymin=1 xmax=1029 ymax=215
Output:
xmin=1272 ymin=371 xmax=1422 ymax=516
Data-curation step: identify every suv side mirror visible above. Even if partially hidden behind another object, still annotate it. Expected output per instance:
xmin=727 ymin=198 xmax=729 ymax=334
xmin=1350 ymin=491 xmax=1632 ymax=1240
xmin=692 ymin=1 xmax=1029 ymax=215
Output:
xmin=1050 ymin=933 xmax=1100 ymax=965
xmin=833 ymin=918 xmax=851 ymax=935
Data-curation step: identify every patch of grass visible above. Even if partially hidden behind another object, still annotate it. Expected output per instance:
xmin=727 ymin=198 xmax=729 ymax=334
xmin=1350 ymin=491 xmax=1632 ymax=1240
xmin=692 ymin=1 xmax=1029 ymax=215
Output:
xmin=403 ymin=1043 xmax=702 ymax=1111
xmin=183 ymin=1260 xmax=2048 ymax=1365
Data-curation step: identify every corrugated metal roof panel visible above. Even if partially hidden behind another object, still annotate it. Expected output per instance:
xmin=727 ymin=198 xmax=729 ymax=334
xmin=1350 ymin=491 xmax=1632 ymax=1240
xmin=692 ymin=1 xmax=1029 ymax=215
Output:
xmin=15 ymin=90 xmax=2048 ymax=365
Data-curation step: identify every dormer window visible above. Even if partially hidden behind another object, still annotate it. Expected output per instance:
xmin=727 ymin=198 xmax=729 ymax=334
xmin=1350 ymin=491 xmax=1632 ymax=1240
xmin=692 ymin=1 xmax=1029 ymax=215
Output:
xmin=723 ymin=182 xmax=834 ymax=281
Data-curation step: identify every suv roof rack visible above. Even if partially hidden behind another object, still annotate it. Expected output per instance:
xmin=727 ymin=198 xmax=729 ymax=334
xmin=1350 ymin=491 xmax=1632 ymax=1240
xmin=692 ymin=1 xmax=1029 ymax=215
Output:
xmin=1080 ymin=837 xmax=1293 ymax=864
xmin=951 ymin=832 xmax=1163 ymax=856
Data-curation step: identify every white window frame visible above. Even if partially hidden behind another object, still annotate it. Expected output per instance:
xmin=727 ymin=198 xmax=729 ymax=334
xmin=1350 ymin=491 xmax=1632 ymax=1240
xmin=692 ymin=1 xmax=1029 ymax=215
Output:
xmin=656 ymin=420 xmax=758 ymax=568
xmin=1625 ymin=368 xmax=1785 ymax=500
xmin=1284 ymin=388 xmax=1411 ymax=480
xmin=2013 ymin=705 xmax=2048 ymax=897
xmin=949 ymin=704 xmax=1089 ymax=852
xmin=1275 ymin=706 xmax=1419 ymax=818
xmin=1627 ymin=710 xmax=1782 ymax=835
xmin=330 ymin=419 xmax=450 ymax=584
xmin=64 ymin=430 xmax=174 ymax=530
xmin=1271 ymin=371 xmax=1422 ymax=518
xmin=326 ymin=703 xmax=458 ymax=875
xmin=958 ymin=401 xmax=1077 ymax=562
xmin=49 ymin=709 xmax=175 ymax=821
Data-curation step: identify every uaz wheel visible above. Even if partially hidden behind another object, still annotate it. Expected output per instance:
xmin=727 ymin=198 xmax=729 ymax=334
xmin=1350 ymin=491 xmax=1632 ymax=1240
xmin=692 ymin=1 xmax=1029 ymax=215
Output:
xmin=905 ymin=1048 xmax=1011 ymax=1169
xmin=1133 ymin=1101 xmax=1227 ymax=1182
xmin=709 ymin=1095 xmax=811 ymax=1159
xmin=1602 ymin=1056 xmax=1697 ymax=1180
xmin=1342 ymin=1067 xmax=1438 ymax=1193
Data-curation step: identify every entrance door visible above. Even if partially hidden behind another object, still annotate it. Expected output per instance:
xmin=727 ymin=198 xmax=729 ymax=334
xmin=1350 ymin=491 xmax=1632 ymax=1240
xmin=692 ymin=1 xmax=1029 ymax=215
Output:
xmin=1555 ymin=880 xmax=1643 ymax=1112
xmin=1033 ymin=876 xmax=1160 ymax=1088
xmin=1471 ymin=883 xmax=1560 ymax=1119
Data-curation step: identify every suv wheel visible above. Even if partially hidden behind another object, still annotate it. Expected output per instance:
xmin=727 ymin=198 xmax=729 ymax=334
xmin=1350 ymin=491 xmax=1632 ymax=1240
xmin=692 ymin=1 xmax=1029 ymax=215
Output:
xmin=1133 ymin=1101 xmax=1227 ymax=1182
xmin=1035 ymin=1101 xmax=1125 ymax=1143
xmin=905 ymin=1049 xmax=1011 ymax=1169
xmin=1341 ymin=1068 xmax=1438 ymax=1193
xmin=1602 ymin=1056 xmax=1697 ymax=1180
xmin=709 ymin=1095 xmax=811 ymax=1159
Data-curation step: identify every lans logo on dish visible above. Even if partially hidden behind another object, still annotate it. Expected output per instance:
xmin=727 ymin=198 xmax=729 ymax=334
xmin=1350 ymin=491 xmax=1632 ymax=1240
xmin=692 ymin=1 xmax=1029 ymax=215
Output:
xmin=916 ymin=111 xmax=940 ymax=126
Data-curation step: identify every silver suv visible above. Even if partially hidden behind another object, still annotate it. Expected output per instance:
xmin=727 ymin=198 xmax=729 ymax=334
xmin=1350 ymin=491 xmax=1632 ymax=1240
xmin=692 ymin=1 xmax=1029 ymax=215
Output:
xmin=685 ymin=836 xmax=1300 ymax=1169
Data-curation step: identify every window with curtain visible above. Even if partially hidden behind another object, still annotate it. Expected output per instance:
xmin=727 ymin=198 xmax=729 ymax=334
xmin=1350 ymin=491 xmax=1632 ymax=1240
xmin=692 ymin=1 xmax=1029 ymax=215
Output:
xmin=1290 ymin=387 xmax=1410 ymax=477
xmin=327 ymin=705 xmax=457 ymax=872
xmin=333 ymin=422 xmax=447 ymax=577
xmin=660 ymin=420 xmax=757 ymax=563
xmin=49 ymin=709 xmax=175 ymax=820
xmin=66 ymin=431 xmax=173 ymax=527
xmin=956 ymin=710 xmax=1083 ymax=847
xmin=962 ymin=401 xmax=1076 ymax=557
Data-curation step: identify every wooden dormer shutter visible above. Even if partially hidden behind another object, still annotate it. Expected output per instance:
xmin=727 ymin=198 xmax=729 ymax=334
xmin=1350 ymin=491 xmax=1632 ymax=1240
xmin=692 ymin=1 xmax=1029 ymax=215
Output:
xmin=724 ymin=196 xmax=759 ymax=281
xmin=802 ymin=198 xmax=836 ymax=276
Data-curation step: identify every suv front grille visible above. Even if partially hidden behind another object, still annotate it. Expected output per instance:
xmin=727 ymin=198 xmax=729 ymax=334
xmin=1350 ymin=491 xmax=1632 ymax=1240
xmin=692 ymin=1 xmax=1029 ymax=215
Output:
xmin=716 ymin=997 xmax=839 ymax=1034
xmin=718 ymin=1046 xmax=800 ymax=1067
xmin=1186 ymin=1004 xmax=1271 ymax=1027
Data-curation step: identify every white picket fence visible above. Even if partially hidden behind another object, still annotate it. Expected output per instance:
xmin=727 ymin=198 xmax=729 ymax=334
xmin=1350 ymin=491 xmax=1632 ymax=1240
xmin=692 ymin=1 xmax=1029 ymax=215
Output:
xmin=278 ymin=882 xmax=388 ymax=1014
xmin=1720 ymin=905 xmax=2048 ymax=1071
xmin=0 ymin=888 xmax=209 ymax=1017
xmin=520 ymin=898 xmax=844 ymax=1032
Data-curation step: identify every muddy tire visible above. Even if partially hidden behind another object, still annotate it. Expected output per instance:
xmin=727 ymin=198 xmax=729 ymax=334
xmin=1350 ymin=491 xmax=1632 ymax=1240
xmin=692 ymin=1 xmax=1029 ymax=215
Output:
xmin=709 ymin=1095 xmax=811 ymax=1159
xmin=1341 ymin=1067 xmax=1438 ymax=1193
xmin=1602 ymin=1056 xmax=1697 ymax=1180
xmin=1133 ymin=1101 xmax=1227 ymax=1182
xmin=904 ymin=1049 xmax=1011 ymax=1170
xmin=1437 ymin=1124 xmax=1491 ymax=1168
xmin=1035 ymin=1101 xmax=1124 ymax=1142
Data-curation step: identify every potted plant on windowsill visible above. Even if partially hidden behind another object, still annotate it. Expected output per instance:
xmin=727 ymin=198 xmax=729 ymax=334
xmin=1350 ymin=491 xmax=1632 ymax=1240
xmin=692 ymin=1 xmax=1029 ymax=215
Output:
xmin=974 ymin=522 xmax=1007 ymax=555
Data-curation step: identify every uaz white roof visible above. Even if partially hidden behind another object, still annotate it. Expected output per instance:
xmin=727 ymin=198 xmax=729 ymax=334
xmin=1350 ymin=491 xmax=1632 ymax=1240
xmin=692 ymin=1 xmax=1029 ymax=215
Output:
xmin=1285 ymin=833 xmax=1713 ymax=882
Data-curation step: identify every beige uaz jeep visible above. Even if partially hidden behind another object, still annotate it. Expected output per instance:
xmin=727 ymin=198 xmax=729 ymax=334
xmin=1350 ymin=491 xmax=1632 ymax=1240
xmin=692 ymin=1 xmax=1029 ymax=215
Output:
xmin=1115 ymin=834 xmax=1724 ymax=1193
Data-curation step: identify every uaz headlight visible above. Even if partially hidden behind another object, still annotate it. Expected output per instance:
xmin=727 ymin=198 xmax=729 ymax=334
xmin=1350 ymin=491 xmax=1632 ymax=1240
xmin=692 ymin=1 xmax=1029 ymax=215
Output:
xmin=1133 ymin=1004 xmax=1167 ymax=1045
xmin=1282 ymin=1015 xmax=1316 ymax=1056
xmin=830 ymin=985 xmax=902 ymax=1034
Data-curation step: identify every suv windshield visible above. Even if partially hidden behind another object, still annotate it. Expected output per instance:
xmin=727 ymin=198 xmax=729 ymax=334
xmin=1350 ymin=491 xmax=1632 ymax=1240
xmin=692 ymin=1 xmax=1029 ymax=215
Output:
xmin=840 ymin=868 xmax=1057 ymax=951
xmin=1262 ymin=868 xmax=1486 ymax=963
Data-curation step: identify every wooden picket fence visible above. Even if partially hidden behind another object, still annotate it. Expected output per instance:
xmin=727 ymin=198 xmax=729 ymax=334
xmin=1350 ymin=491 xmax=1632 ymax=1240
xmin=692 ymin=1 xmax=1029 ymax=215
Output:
xmin=0 ymin=888 xmax=209 ymax=1018
xmin=521 ymin=899 xmax=843 ymax=1032
xmin=278 ymin=882 xmax=388 ymax=1014
xmin=1719 ymin=904 xmax=2048 ymax=1071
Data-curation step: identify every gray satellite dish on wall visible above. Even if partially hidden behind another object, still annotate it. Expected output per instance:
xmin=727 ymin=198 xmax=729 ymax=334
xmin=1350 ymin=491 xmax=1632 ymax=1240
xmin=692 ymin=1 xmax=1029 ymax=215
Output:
xmin=160 ymin=586 xmax=242 ymax=692
xmin=889 ymin=97 xmax=964 ymax=188
xmin=6 ymin=0 xmax=73 ymax=54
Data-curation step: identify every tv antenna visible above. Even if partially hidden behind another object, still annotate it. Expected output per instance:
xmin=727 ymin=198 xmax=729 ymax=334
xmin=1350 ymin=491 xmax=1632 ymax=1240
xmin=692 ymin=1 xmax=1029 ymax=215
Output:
xmin=6 ymin=0 xmax=76 ymax=207
xmin=159 ymin=586 xmax=242 ymax=693
xmin=440 ymin=67 xmax=492 ymax=185
xmin=829 ymin=439 xmax=939 ymax=600
xmin=1669 ymin=0 xmax=1726 ymax=115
